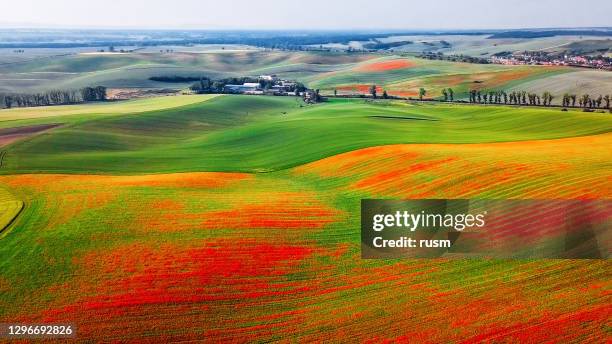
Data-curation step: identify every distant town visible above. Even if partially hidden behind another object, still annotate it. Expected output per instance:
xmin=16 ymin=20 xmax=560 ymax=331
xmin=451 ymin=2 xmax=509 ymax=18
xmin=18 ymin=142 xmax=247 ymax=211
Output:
xmin=490 ymin=51 xmax=612 ymax=70
xmin=420 ymin=51 xmax=612 ymax=70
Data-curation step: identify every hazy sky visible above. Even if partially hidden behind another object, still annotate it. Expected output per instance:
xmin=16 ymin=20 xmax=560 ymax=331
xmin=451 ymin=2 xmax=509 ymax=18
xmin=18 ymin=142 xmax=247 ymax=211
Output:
xmin=1 ymin=0 xmax=610 ymax=30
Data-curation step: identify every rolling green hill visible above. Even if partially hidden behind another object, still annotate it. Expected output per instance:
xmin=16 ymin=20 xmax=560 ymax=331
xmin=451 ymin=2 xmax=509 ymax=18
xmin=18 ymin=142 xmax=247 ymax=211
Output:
xmin=0 ymin=51 xmax=371 ymax=92
xmin=1 ymin=95 xmax=611 ymax=174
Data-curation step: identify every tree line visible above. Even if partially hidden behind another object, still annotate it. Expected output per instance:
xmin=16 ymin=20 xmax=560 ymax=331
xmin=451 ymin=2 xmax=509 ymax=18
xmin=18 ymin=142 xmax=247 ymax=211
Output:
xmin=468 ymin=89 xmax=611 ymax=109
xmin=1 ymin=86 xmax=107 ymax=109
xmin=562 ymin=93 xmax=611 ymax=109
xmin=357 ymin=85 xmax=610 ymax=111
xmin=419 ymin=52 xmax=491 ymax=64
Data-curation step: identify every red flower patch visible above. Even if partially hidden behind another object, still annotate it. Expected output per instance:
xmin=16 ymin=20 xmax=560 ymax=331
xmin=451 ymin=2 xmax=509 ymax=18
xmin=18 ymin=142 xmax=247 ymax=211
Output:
xmin=356 ymin=60 xmax=416 ymax=72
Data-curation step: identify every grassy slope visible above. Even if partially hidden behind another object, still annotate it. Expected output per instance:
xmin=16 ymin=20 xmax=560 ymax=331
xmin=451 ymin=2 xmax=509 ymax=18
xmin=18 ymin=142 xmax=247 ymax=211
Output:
xmin=509 ymin=69 xmax=612 ymax=97
xmin=1 ymin=96 xmax=611 ymax=174
xmin=1 ymin=95 xmax=302 ymax=173
xmin=0 ymin=51 xmax=378 ymax=92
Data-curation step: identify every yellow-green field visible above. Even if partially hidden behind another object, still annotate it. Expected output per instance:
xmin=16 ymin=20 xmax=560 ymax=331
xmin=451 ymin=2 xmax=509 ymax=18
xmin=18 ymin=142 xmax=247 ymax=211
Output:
xmin=0 ymin=187 xmax=22 ymax=235
xmin=0 ymin=95 xmax=218 ymax=125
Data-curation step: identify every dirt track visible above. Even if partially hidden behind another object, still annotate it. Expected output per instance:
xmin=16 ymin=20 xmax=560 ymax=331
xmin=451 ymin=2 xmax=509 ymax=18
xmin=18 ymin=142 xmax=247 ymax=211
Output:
xmin=0 ymin=123 xmax=62 ymax=147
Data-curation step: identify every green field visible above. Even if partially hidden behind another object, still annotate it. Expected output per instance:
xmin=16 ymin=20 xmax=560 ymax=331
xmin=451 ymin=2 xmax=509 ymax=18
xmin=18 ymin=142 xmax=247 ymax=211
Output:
xmin=1 ymin=95 xmax=611 ymax=174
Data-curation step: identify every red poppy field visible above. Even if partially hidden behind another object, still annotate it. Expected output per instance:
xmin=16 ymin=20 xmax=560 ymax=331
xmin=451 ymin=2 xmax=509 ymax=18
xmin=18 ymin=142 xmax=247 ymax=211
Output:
xmin=355 ymin=60 xmax=416 ymax=72
xmin=1 ymin=136 xmax=610 ymax=341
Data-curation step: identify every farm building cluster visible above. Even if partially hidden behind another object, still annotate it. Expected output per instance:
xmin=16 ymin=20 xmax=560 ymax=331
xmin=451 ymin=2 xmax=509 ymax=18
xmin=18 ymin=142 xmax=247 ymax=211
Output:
xmin=223 ymin=75 xmax=301 ymax=96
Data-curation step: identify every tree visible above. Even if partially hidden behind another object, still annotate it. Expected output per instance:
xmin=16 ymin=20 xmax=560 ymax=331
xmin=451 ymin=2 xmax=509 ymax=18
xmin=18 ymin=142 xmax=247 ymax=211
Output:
xmin=419 ymin=88 xmax=426 ymax=101
xmin=581 ymin=94 xmax=591 ymax=108
xmin=3 ymin=95 xmax=12 ymax=108
xmin=81 ymin=87 xmax=96 ymax=101
xmin=448 ymin=88 xmax=454 ymax=101
xmin=294 ymin=83 xmax=307 ymax=93
xmin=195 ymin=77 xmax=211 ymax=94
xmin=94 ymin=86 xmax=107 ymax=101
xmin=604 ymin=95 xmax=610 ymax=109
xmin=514 ymin=92 xmax=519 ymax=104
xmin=212 ymin=81 xmax=223 ymax=92
xmin=562 ymin=93 xmax=570 ymax=107
xmin=571 ymin=95 xmax=577 ymax=107
xmin=334 ymin=89 xmax=337 ymax=97
xmin=382 ymin=90 xmax=388 ymax=99
xmin=596 ymin=95 xmax=603 ymax=108
xmin=370 ymin=85 xmax=377 ymax=99
xmin=442 ymin=89 xmax=448 ymax=101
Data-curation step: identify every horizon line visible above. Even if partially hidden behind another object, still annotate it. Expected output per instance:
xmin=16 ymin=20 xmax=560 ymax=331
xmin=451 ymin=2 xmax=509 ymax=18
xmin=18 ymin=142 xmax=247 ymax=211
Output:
xmin=1 ymin=25 xmax=611 ymax=32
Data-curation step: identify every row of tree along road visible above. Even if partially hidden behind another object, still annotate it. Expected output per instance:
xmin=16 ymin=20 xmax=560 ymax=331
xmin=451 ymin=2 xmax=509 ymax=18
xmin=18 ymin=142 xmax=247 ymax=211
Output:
xmin=334 ymin=85 xmax=611 ymax=111
xmin=467 ymin=90 xmax=611 ymax=110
